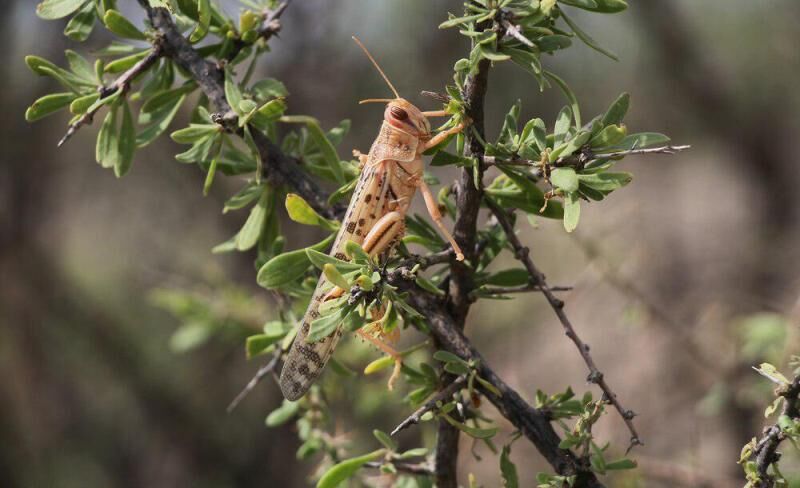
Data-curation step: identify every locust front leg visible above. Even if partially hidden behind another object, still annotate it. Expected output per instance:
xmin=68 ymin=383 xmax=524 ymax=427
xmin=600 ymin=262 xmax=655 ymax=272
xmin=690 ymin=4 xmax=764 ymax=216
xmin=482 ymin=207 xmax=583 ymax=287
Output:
xmin=358 ymin=211 xmax=407 ymax=389
xmin=417 ymin=179 xmax=465 ymax=261
xmin=420 ymin=121 xmax=466 ymax=152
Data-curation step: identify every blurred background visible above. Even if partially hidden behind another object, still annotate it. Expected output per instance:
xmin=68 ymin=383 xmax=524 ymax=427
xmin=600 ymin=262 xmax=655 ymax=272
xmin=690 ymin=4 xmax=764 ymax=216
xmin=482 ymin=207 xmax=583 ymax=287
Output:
xmin=3 ymin=0 xmax=800 ymax=486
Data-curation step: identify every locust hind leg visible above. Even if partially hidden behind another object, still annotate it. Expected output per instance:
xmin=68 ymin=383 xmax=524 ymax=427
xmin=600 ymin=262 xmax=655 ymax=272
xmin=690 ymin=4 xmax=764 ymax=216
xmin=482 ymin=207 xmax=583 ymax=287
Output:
xmin=358 ymin=211 xmax=407 ymax=389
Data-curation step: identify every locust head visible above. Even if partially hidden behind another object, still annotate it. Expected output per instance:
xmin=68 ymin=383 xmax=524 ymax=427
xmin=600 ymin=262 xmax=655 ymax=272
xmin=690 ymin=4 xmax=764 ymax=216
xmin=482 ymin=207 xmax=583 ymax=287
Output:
xmin=384 ymin=99 xmax=431 ymax=140
xmin=353 ymin=36 xmax=446 ymax=143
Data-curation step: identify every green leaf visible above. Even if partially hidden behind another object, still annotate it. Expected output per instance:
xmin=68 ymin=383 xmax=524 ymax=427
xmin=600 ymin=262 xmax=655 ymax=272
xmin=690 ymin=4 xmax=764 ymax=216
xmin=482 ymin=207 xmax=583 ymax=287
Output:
xmin=344 ymin=241 xmax=370 ymax=264
xmin=537 ymin=35 xmax=572 ymax=53
xmin=444 ymin=361 xmax=471 ymax=375
xmin=589 ymin=124 xmax=627 ymax=148
xmin=540 ymin=0 xmax=557 ymax=15
xmin=251 ymin=99 xmax=287 ymax=130
xmin=551 ymin=168 xmax=579 ymax=192
xmin=433 ymin=350 xmax=468 ymax=366
xmin=281 ymin=115 xmax=345 ymax=184
xmin=224 ymin=68 xmax=244 ymax=116
xmin=265 ymin=399 xmax=299 ymax=427
xmin=96 ymin=103 xmax=119 ymax=169
xmin=364 ymin=355 xmax=395 ymax=375
xmin=323 ymin=264 xmax=350 ymax=290
xmin=544 ymin=70 xmax=581 ymax=128
xmin=442 ymin=415 xmax=498 ymax=439
xmin=223 ymin=182 xmax=263 ymax=213
xmin=605 ymin=458 xmax=637 ymax=470
xmin=316 ymin=449 xmax=385 ymax=488
xmin=552 ymin=131 xmax=591 ymax=161
xmin=26 ymin=55 xmax=93 ymax=91
xmin=171 ymin=124 xmax=219 ymax=143
xmin=175 ymin=135 xmax=215 ymax=163
xmin=64 ymin=50 xmax=94 ymax=83
xmin=105 ymin=50 xmax=150 ymax=74
xmin=36 ymin=0 xmax=87 ymax=20
xmin=373 ymin=430 xmax=398 ymax=451
xmin=431 ymin=150 xmax=471 ymax=167
xmin=252 ymin=78 xmax=288 ymax=99
xmin=559 ymin=0 xmax=598 ymax=8
xmin=306 ymin=249 xmax=361 ymax=274
xmin=605 ymin=132 xmax=670 ymax=151
xmin=553 ymin=106 xmax=572 ymax=146
xmin=103 ymin=10 xmax=147 ymax=40
xmin=115 ymin=101 xmax=136 ymax=177
xmin=69 ymin=93 xmax=100 ymax=114
xmin=483 ymin=268 xmax=530 ymax=287
xmin=137 ymin=94 xmax=186 ymax=147
xmin=285 ymin=193 xmax=338 ymax=231
xmin=236 ymin=187 xmax=270 ymax=251
xmin=64 ymin=1 xmax=96 ymax=41
xmin=256 ymin=234 xmax=334 ymax=288
xmin=475 ymin=375 xmax=502 ymax=397
xmin=600 ymin=92 xmax=630 ymax=127
xmin=439 ymin=13 xmax=486 ymax=29
xmin=754 ymin=363 xmax=790 ymax=385
xmin=500 ymin=444 xmax=519 ymax=488
xmin=189 ymin=0 xmax=211 ymax=42
xmin=246 ymin=331 xmax=286 ymax=358
xmin=25 ymin=92 xmax=76 ymax=122
xmin=582 ymin=0 xmax=628 ymax=13
xmin=563 ymin=191 xmax=580 ymax=233
xmin=559 ymin=10 xmax=618 ymax=61
xmin=415 ymin=276 xmax=445 ymax=296
xmin=170 ymin=323 xmax=212 ymax=352
xmin=480 ymin=45 xmax=511 ymax=62
xmin=577 ymin=172 xmax=632 ymax=191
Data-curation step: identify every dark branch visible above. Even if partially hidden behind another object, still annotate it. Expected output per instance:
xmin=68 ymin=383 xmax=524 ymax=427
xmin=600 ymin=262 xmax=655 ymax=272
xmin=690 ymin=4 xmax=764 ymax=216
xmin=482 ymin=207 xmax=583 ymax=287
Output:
xmin=485 ymin=198 xmax=642 ymax=451
xmin=58 ymin=44 xmax=163 ymax=147
xmin=435 ymin=53 xmax=491 ymax=487
xmin=470 ymin=283 xmax=572 ymax=299
xmin=139 ymin=3 xmax=342 ymax=219
xmin=388 ymin=279 xmax=603 ymax=486
xmin=750 ymin=375 xmax=800 ymax=487
xmin=390 ymin=376 xmax=466 ymax=437
xmin=481 ymin=145 xmax=691 ymax=170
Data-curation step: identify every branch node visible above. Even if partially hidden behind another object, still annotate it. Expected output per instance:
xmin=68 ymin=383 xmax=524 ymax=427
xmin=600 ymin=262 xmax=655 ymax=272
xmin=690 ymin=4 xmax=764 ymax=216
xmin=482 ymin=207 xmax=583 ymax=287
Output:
xmin=587 ymin=370 xmax=603 ymax=384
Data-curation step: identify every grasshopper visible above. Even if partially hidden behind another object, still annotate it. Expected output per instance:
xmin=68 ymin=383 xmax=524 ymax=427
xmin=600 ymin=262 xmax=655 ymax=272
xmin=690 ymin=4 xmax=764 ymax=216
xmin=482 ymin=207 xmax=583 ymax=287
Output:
xmin=279 ymin=37 xmax=467 ymax=401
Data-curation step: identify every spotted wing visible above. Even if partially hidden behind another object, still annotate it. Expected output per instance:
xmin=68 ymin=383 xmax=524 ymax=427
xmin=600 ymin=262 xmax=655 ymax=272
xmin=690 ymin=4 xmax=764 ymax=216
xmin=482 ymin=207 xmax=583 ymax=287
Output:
xmin=279 ymin=161 xmax=394 ymax=400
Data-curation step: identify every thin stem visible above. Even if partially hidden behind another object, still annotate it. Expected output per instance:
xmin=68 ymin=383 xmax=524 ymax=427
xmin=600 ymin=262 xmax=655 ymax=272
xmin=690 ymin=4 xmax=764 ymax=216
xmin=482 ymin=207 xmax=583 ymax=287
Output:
xmin=390 ymin=376 xmax=466 ymax=436
xmin=485 ymin=197 xmax=643 ymax=451
xmin=226 ymin=350 xmax=282 ymax=413
xmin=58 ymin=44 xmax=163 ymax=147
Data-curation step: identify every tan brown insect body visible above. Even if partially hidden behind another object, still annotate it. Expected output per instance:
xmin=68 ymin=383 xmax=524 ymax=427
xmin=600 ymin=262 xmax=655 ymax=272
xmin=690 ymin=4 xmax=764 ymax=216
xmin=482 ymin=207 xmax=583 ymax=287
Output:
xmin=279 ymin=37 xmax=466 ymax=401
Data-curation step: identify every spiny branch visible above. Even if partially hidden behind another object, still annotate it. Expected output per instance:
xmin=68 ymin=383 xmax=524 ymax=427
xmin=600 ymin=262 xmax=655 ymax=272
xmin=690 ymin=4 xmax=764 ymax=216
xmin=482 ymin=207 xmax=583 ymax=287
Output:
xmin=387 ymin=278 xmax=603 ymax=486
xmin=481 ymin=144 xmax=691 ymax=170
xmin=390 ymin=376 xmax=466 ymax=437
xmin=485 ymin=197 xmax=643 ymax=451
xmin=226 ymin=350 xmax=282 ymax=413
xmin=470 ymin=283 xmax=572 ymax=299
xmin=57 ymin=44 xmax=163 ymax=147
xmin=139 ymin=2 xmax=341 ymax=219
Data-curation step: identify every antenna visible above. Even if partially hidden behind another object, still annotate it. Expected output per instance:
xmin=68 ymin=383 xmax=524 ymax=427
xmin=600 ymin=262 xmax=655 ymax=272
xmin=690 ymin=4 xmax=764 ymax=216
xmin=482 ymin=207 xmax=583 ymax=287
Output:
xmin=352 ymin=36 xmax=400 ymax=99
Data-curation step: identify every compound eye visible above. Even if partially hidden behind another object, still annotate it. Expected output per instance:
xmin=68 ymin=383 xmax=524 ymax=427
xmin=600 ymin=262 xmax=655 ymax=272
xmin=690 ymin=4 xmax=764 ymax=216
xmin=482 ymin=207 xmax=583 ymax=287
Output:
xmin=390 ymin=106 xmax=408 ymax=121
